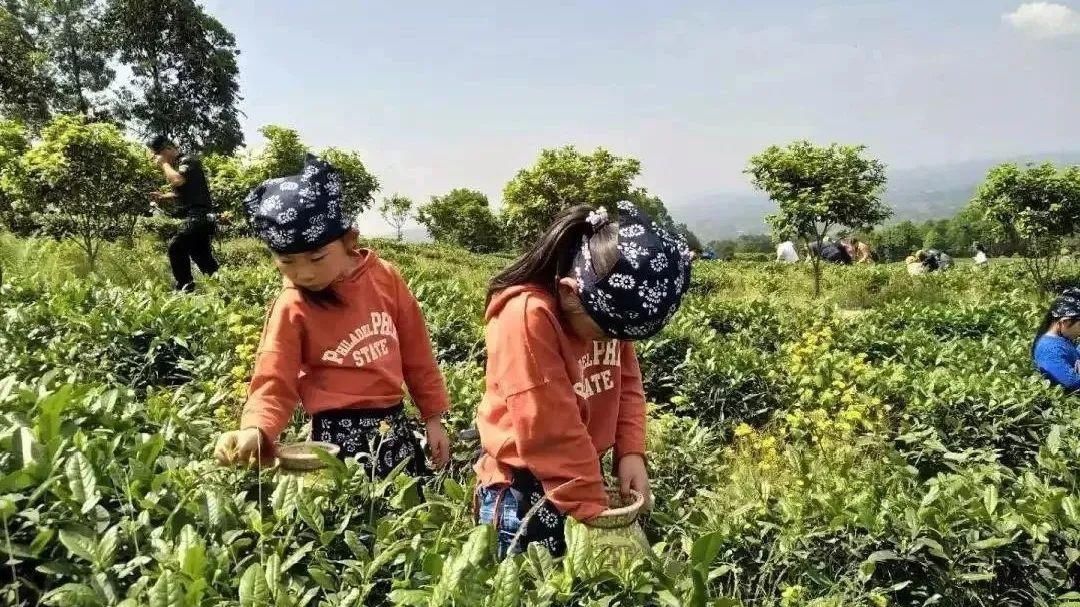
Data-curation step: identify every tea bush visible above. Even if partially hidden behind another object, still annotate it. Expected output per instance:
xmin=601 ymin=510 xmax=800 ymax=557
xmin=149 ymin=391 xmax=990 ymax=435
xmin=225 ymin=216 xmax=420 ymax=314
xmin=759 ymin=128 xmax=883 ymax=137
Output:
xmin=2 ymin=235 xmax=1080 ymax=606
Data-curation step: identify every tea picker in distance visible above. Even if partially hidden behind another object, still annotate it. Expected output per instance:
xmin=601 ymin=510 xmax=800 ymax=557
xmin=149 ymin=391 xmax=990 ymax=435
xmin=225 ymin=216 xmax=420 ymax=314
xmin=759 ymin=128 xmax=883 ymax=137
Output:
xmin=474 ymin=201 xmax=693 ymax=557
xmin=146 ymin=135 xmax=221 ymax=292
xmin=213 ymin=154 xmax=453 ymax=476
xmin=1032 ymin=288 xmax=1080 ymax=393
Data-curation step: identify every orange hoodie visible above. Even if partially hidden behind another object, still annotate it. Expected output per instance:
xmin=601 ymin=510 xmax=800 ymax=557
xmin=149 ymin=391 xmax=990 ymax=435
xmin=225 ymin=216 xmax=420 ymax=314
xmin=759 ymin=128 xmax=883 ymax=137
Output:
xmin=240 ymin=249 xmax=450 ymax=441
xmin=474 ymin=285 xmax=647 ymax=521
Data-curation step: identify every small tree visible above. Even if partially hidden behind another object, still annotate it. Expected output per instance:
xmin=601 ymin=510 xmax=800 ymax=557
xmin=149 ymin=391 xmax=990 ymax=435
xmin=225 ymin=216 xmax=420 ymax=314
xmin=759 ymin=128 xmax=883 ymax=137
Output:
xmin=502 ymin=145 xmax=641 ymax=248
xmin=875 ymin=221 xmax=924 ymax=262
xmin=922 ymin=227 xmax=949 ymax=252
xmin=627 ymin=188 xmax=676 ymax=228
xmin=0 ymin=119 xmax=30 ymax=233
xmin=747 ymin=141 xmax=890 ymax=297
xmin=0 ymin=115 xmax=155 ymax=270
xmin=416 ymin=188 xmax=505 ymax=253
xmin=202 ymin=126 xmax=380 ymax=229
xmin=320 ymin=147 xmax=380 ymax=220
xmin=378 ymin=194 xmax=413 ymax=241
xmin=972 ymin=162 xmax=1080 ymax=293
xmin=106 ymin=0 xmax=243 ymax=154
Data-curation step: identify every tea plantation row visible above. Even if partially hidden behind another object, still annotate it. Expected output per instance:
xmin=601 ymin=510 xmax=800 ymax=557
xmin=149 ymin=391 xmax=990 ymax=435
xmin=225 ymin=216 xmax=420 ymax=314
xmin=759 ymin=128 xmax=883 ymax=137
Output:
xmin=1 ymin=236 xmax=1079 ymax=606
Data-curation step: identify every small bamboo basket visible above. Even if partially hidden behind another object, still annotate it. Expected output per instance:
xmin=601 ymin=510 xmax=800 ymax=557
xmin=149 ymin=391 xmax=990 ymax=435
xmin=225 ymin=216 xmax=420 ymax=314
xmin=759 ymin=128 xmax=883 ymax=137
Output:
xmin=276 ymin=441 xmax=340 ymax=472
xmin=583 ymin=489 xmax=651 ymax=561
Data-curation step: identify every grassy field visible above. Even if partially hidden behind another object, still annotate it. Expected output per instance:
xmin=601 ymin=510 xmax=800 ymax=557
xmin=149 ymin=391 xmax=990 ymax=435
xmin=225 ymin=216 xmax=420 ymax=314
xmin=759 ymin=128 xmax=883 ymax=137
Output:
xmin=2 ymin=234 xmax=1080 ymax=606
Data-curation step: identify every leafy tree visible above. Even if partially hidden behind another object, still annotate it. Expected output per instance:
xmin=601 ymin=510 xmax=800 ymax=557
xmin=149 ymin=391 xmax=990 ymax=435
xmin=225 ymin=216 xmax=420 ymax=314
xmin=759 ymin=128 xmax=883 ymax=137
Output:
xmin=502 ymin=145 xmax=641 ymax=248
xmin=416 ymin=188 xmax=505 ymax=253
xmin=38 ymin=0 xmax=114 ymax=116
xmin=675 ymin=223 xmax=703 ymax=253
xmin=247 ymin=124 xmax=307 ymax=181
xmin=734 ymin=233 xmax=774 ymax=255
xmin=0 ymin=118 xmax=29 ymax=233
xmin=105 ymin=0 xmax=243 ymax=154
xmin=627 ymin=188 xmax=675 ymax=228
xmin=707 ymin=239 xmax=737 ymax=261
xmin=922 ymin=227 xmax=948 ymax=252
xmin=378 ymin=194 xmax=412 ymax=241
xmin=202 ymin=126 xmax=380 ymax=227
xmin=874 ymin=221 xmax=924 ymax=262
xmin=972 ymin=162 xmax=1080 ymax=292
xmin=0 ymin=4 xmax=52 ymax=126
xmin=320 ymin=147 xmax=379 ymax=219
xmin=747 ymin=141 xmax=890 ymax=297
xmin=0 ymin=114 xmax=155 ymax=269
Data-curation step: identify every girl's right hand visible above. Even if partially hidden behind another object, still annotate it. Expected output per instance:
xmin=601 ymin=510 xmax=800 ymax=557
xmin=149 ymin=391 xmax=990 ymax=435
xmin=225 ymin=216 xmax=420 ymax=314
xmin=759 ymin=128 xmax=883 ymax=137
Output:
xmin=214 ymin=428 xmax=266 ymax=466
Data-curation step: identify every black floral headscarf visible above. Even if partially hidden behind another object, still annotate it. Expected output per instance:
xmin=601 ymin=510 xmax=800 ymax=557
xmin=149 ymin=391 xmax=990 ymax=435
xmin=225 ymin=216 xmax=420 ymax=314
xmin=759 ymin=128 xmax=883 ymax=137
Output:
xmin=1052 ymin=288 xmax=1080 ymax=320
xmin=243 ymin=154 xmax=351 ymax=254
xmin=572 ymin=201 xmax=693 ymax=340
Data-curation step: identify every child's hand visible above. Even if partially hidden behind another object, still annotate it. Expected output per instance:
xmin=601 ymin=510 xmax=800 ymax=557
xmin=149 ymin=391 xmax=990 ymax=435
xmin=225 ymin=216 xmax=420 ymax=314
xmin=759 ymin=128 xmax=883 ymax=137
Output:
xmin=617 ymin=454 xmax=652 ymax=510
xmin=425 ymin=419 xmax=451 ymax=469
xmin=214 ymin=428 xmax=266 ymax=466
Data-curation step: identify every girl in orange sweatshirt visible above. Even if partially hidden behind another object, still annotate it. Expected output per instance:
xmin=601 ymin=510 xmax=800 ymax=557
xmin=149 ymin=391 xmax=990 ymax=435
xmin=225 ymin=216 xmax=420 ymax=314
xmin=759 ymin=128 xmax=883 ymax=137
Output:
xmin=475 ymin=201 xmax=692 ymax=556
xmin=214 ymin=155 xmax=451 ymax=476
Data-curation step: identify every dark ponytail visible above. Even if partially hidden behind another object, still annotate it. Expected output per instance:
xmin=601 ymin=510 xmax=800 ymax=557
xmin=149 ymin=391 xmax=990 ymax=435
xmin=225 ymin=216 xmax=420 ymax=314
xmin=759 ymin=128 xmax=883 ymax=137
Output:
xmin=1033 ymin=309 xmax=1056 ymax=355
xmin=488 ymin=205 xmax=620 ymax=305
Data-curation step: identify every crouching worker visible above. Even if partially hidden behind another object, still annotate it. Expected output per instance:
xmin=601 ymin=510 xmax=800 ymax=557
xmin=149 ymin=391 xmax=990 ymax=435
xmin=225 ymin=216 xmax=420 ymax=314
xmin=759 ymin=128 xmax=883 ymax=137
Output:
xmin=213 ymin=155 xmax=452 ymax=476
xmin=1033 ymin=288 xmax=1080 ymax=393
xmin=474 ymin=201 xmax=693 ymax=557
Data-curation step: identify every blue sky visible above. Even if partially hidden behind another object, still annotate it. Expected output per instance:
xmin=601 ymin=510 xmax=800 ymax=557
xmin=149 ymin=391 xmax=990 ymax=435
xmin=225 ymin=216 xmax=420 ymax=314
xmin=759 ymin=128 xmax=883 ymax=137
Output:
xmin=202 ymin=0 xmax=1080 ymax=233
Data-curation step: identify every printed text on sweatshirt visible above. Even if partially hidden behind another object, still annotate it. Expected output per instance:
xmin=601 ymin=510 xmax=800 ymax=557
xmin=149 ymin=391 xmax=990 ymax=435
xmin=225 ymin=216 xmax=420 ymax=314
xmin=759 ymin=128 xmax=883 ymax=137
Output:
xmin=241 ymin=249 xmax=450 ymax=440
xmin=475 ymin=285 xmax=647 ymax=522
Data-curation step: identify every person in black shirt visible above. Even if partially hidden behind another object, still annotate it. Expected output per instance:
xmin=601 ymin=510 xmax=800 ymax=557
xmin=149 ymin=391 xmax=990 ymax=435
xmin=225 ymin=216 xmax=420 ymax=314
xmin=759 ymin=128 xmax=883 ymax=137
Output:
xmin=146 ymin=135 xmax=220 ymax=291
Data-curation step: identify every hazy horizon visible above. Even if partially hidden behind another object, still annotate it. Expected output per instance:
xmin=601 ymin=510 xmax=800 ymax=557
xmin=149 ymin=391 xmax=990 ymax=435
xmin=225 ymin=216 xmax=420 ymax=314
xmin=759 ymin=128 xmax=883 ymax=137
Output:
xmin=202 ymin=0 xmax=1080 ymax=233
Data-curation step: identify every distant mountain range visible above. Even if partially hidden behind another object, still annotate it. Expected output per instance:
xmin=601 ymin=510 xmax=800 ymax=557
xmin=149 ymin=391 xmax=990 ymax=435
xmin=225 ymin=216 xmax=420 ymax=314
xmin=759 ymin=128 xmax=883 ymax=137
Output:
xmin=669 ymin=151 xmax=1080 ymax=241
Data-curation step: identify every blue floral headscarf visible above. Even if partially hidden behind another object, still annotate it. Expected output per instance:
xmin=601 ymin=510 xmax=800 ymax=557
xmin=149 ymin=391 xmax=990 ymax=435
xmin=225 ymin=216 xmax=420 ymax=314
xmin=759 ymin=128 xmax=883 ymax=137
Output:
xmin=243 ymin=154 xmax=351 ymax=254
xmin=1052 ymin=288 xmax=1080 ymax=320
xmin=572 ymin=201 xmax=693 ymax=340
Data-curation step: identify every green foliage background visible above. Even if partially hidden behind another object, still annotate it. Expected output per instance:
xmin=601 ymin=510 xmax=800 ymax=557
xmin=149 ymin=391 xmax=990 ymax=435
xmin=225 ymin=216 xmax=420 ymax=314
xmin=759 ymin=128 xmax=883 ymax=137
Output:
xmin=1 ymin=233 xmax=1080 ymax=606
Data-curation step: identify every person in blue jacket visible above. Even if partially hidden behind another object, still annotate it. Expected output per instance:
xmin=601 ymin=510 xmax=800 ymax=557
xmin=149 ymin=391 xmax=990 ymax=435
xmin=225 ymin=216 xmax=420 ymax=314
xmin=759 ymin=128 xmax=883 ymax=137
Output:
xmin=1032 ymin=288 xmax=1080 ymax=392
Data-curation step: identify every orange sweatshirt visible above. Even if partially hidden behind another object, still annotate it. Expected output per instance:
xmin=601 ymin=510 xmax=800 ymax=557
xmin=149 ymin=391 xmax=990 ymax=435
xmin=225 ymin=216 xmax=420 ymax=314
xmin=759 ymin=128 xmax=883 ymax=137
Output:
xmin=474 ymin=285 xmax=647 ymax=521
xmin=240 ymin=249 xmax=450 ymax=441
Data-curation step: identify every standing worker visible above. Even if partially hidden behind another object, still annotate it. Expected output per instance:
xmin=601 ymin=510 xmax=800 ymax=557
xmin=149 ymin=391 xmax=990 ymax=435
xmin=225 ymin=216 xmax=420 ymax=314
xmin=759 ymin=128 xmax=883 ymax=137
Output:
xmin=146 ymin=135 xmax=220 ymax=292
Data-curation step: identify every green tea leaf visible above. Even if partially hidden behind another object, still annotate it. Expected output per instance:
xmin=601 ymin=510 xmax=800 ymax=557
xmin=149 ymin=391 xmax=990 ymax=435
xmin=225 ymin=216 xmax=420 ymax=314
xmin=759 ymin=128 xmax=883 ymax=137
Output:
xmin=270 ymin=474 xmax=298 ymax=518
xmin=690 ymin=531 xmax=724 ymax=570
xmin=972 ymin=537 xmax=1011 ymax=550
xmin=41 ymin=583 xmax=97 ymax=606
xmin=35 ymin=386 xmax=71 ymax=447
xmin=307 ymin=567 xmax=335 ymax=590
xmin=983 ymin=485 xmax=999 ymax=516
xmin=281 ymin=541 xmax=314 ymax=573
xmin=239 ymin=562 xmax=271 ymax=607
xmin=58 ymin=529 xmax=96 ymax=563
xmin=149 ymin=570 xmax=184 ymax=607
xmin=443 ymin=477 xmax=465 ymax=502
xmin=177 ymin=526 xmax=206 ymax=580
xmin=29 ymin=528 xmax=56 ymax=555
xmin=96 ymin=526 xmax=119 ymax=570
xmin=264 ymin=553 xmax=281 ymax=590
xmin=64 ymin=452 xmax=100 ymax=514
xmin=485 ymin=557 xmax=520 ymax=607
xmin=296 ymin=491 xmax=324 ymax=535
xmin=564 ymin=519 xmax=589 ymax=579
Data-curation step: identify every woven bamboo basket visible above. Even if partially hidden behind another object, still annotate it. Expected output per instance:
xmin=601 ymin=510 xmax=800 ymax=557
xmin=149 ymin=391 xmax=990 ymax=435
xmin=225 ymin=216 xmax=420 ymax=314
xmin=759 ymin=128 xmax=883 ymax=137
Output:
xmin=583 ymin=489 xmax=650 ymax=561
xmin=276 ymin=441 xmax=340 ymax=472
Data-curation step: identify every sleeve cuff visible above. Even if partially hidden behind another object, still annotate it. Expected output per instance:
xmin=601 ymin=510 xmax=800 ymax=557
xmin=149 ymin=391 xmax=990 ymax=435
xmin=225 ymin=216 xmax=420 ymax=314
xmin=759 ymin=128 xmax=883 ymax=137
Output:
xmin=573 ymin=501 xmax=609 ymax=523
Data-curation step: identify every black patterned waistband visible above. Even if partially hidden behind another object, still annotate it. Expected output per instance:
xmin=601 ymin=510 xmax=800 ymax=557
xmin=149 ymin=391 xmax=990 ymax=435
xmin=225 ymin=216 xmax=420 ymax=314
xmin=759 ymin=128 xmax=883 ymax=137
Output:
xmin=312 ymin=403 xmax=405 ymax=423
